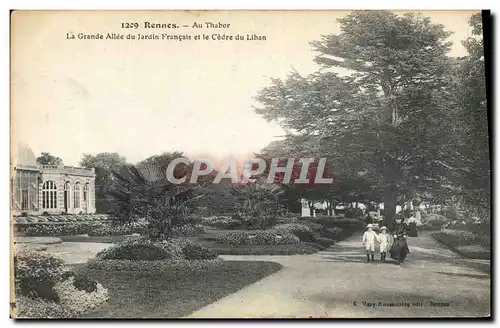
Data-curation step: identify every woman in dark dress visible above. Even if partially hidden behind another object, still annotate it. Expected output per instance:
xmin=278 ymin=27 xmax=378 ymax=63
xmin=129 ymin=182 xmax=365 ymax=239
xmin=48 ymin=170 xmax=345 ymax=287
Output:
xmin=390 ymin=215 xmax=410 ymax=265
xmin=407 ymin=215 xmax=418 ymax=237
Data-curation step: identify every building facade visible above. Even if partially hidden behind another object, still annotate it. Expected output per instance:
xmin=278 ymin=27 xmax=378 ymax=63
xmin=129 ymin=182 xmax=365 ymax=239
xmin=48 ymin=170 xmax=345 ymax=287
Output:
xmin=12 ymin=144 xmax=96 ymax=216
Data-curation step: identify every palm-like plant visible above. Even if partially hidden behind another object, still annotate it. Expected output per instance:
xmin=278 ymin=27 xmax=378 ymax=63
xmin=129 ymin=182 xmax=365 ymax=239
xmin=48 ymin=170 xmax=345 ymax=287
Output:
xmin=106 ymin=162 xmax=202 ymax=240
xmin=230 ymin=181 xmax=284 ymax=228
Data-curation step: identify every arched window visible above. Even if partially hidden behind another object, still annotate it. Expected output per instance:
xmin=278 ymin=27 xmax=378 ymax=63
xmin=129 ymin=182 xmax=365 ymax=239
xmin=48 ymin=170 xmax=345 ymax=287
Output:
xmin=73 ymin=182 xmax=81 ymax=208
xmin=42 ymin=181 xmax=57 ymax=209
xmin=83 ymin=183 xmax=89 ymax=202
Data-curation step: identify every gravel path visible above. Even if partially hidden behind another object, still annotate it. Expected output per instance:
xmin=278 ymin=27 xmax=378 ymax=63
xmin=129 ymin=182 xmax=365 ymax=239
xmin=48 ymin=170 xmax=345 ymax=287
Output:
xmin=187 ymin=230 xmax=490 ymax=318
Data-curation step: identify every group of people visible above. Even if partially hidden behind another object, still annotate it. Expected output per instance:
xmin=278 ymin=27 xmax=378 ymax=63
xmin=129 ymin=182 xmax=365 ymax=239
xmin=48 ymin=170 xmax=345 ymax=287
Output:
xmin=362 ymin=213 xmax=414 ymax=266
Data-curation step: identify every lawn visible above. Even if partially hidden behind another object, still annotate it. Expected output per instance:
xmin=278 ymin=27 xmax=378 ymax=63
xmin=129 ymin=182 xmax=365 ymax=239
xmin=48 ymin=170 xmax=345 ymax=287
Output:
xmin=432 ymin=232 xmax=491 ymax=260
xmin=187 ymin=228 xmax=330 ymax=255
xmin=71 ymin=261 xmax=282 ymax=318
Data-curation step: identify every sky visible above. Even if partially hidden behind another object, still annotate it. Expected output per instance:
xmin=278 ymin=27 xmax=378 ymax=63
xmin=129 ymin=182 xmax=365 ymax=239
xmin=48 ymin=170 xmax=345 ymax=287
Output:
xmin=11 ymin=10 xmax=480 ymax=166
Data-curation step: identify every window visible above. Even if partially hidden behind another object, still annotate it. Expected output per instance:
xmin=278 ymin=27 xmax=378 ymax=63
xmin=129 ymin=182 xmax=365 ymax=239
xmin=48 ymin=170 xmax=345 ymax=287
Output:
xmin=42 ymin=181 xmax=57 ymax=209
xmin=83 ymin=183 xmax=89 ymax=202
xmin=73 ymin=182 xmax=81 ymax=208
xmin=21 ymin=190 xmax=28 ymax=210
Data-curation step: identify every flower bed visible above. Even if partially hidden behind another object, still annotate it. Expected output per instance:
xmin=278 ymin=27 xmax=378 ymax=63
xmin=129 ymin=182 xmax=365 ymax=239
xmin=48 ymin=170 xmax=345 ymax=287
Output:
xmin=201 ymin=216 xmax=243 ymax=229
xmin=95 ymin=237 xmax=219 ymax=261
xmin=13 ymin=248 xmax=109 ymax=318
xmin=432 ymin=231 xmax=490 ymax=260
xmin=273 ymin=223 xmax=316 ymax=242
xmin=215 ymin=230 xmax=299 ymax=245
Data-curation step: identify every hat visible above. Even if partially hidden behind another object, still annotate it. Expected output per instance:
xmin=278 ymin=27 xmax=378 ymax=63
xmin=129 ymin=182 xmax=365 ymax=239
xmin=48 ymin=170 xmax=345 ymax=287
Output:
xmin=380 ymin=226 xmax=388 ymax=231
xmin=366 ymin=224 xmax=373 ymax=229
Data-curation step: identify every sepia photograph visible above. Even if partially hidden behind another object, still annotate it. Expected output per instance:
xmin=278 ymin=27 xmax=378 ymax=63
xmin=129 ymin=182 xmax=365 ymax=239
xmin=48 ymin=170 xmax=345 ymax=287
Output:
xmin=10 ymin=9 xmax=491 ymax=319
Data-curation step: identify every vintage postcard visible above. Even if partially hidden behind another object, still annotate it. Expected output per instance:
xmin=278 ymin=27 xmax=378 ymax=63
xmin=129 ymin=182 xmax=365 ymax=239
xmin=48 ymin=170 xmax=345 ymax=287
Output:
xmin=10 ymin=10 xmax=491 ymax=319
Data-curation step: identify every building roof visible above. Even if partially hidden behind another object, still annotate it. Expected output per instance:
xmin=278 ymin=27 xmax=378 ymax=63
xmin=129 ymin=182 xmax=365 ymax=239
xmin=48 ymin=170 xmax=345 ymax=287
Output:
xmin=14 ymin=143 xmax=38 ymax=168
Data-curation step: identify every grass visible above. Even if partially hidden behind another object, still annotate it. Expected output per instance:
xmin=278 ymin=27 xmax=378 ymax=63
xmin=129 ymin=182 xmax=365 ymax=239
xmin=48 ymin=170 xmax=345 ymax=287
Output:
xmin=431 ymin=232 xmax=490 ymax=260
xmin=187 ymin=228 xmax=334 ymax=255
xmin=71 ymin=260 xmax=282 ymax=318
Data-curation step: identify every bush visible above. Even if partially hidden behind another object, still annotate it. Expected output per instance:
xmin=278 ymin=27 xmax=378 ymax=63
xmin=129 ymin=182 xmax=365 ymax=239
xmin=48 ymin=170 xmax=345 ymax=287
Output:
xmin=72 ymin=274 xmax=98 ymax=293
xmin=273 ymin=223 xmax=316 ymax=242
xmin=181 ymin=240 xmax=218 ymax=260
xmin=95 ymin=237 xmax=184 ymax=261
xmin=201 ymin=217 xmax=242 ymax=229
xmin=216 ymin=230 xmax=300 ymax=245
xmin=15 ymin=221 xmax=148 ymax=237
xmin=14 ymin=248 xmax=66 ymax=302
xmin=172 ymin=224 xmax=206 ymax=237
xmin=95 ymin=237 xmax=218 ymax=261
xmin=15 ymin=277 xmax=109 ymax=318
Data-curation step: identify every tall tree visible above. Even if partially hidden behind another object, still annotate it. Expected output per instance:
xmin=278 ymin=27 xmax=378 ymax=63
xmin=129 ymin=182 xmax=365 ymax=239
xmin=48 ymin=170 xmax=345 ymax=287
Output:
xmin=80 ymin=152 xmax=127 ymax=213
xmin=36 ymin=152 xmax=63 ymax=166
xmin=256 ymin=11 xmax=457 ymax=228
xmin=453 ymin=13 xmax=490 ymax=219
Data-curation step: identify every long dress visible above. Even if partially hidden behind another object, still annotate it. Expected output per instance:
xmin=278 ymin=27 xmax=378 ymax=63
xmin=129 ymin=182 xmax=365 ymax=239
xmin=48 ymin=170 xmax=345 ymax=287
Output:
xmin=408 ymin=222 xmax=418 ymax=237
xmin=389 ymin=222 xmax=410 ymax=262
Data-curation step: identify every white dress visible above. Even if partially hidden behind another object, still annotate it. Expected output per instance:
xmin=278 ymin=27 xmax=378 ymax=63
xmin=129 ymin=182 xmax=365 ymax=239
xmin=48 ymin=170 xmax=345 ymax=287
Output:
xmin=378 ymin=233 xmax=390 ymax=253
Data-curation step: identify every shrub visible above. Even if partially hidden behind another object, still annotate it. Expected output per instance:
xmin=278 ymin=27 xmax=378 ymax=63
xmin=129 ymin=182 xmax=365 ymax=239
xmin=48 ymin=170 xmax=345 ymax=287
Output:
xmin=172 ymin=224 xmax=206 ymax=237
xmin=72 ymin=274 xmax=98 ymax=293
xmin=15 ymin=277 xmax=109 ymax=318
xmin=14 ymin=248 xmax=66 ymax=302
xmin=181 ymin=240 xmax=218 ymax=260
xmin=95 ymin=237 xmax=218 ymax=261
xmin=201 ymin=217 xmax=242 ymax=229
xmin=273 ymin=223 xmax=316 ymax=242
xmin=216 ymin=230 xmax=299 ymax=245
xmin=95 ymin=237 xmax=184 ymax=261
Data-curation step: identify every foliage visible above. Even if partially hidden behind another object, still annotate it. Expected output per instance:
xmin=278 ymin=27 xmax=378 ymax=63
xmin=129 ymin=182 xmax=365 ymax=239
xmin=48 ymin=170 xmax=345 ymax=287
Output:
xmin=14 ymin=248 xmax=66 ymax=302
xmin=15 ymin=222 xmax=147 ymax=237
xmin=181 ymin=240 xmax=219 ymax=260
xmin=229 ymin=182 xmax=284 ymax=228
xmin=80 ymin=153 xmax=128 ymax=213
xmin=216 ymin=230 xmax=300 ymax=245
xmin=95 ymin=237 xmax=184 ymax=261
xmin=273 ymin=223 xmax=316 ymax=241
xmin=95 ymin=237 xmax=218 ymax=261
xmin=432 ymin=231 xmax=490 ymax=260
xmin=36 ymin=152 xmax=63 ymax=166
xmin=171 ymin=224 xmax=206 ymax=237
xmin=201 ymin=216 xmax=243 ymax=229
xmin=451 ymin=13 xmax=490 ymax=219
xmin=15 ymin=277 xmax=109 ymax=318
xmin=106 ymin=161 xmax=202 ymax=240
xmin=255 ymin=11 xmax=462 ymax=228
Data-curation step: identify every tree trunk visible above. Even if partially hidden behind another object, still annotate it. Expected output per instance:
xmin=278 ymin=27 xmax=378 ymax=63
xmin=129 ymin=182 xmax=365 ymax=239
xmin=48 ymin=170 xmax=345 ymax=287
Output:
xmin=327 ymin=201 xmax=334 ymax=217
xmin=384 ymin=188 xmax=397 ymax=230
xmin=308 ymin=201 xmax=314 ymax=217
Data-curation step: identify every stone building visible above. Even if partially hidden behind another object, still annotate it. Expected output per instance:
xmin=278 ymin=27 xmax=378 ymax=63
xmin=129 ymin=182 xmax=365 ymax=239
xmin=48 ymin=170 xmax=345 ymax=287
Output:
xmin=12 ymin=144 xmax=96 ymax=216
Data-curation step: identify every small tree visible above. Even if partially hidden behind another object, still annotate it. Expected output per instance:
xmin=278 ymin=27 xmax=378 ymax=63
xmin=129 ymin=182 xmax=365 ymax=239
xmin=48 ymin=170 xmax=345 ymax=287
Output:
xmin=36 ymin=152 xmax=63 ymax=166
xmin=106 ymin=162 xmax=201 ymax=240
xmin=230 ymin=181 xmax=283 ymax=229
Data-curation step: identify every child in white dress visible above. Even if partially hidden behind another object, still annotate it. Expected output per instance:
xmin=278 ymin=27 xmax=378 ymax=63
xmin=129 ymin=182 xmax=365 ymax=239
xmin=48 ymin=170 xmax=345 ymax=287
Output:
xmin=362 ymin=224 xmax=378 ymax=263
xmin=378 ymin=226 xmax=390 ymax=262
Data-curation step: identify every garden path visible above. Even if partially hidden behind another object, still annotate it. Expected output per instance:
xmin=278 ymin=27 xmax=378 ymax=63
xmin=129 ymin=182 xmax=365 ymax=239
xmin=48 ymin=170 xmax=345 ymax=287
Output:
xmin=187 ymin=230 xmax=491 ymax=318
